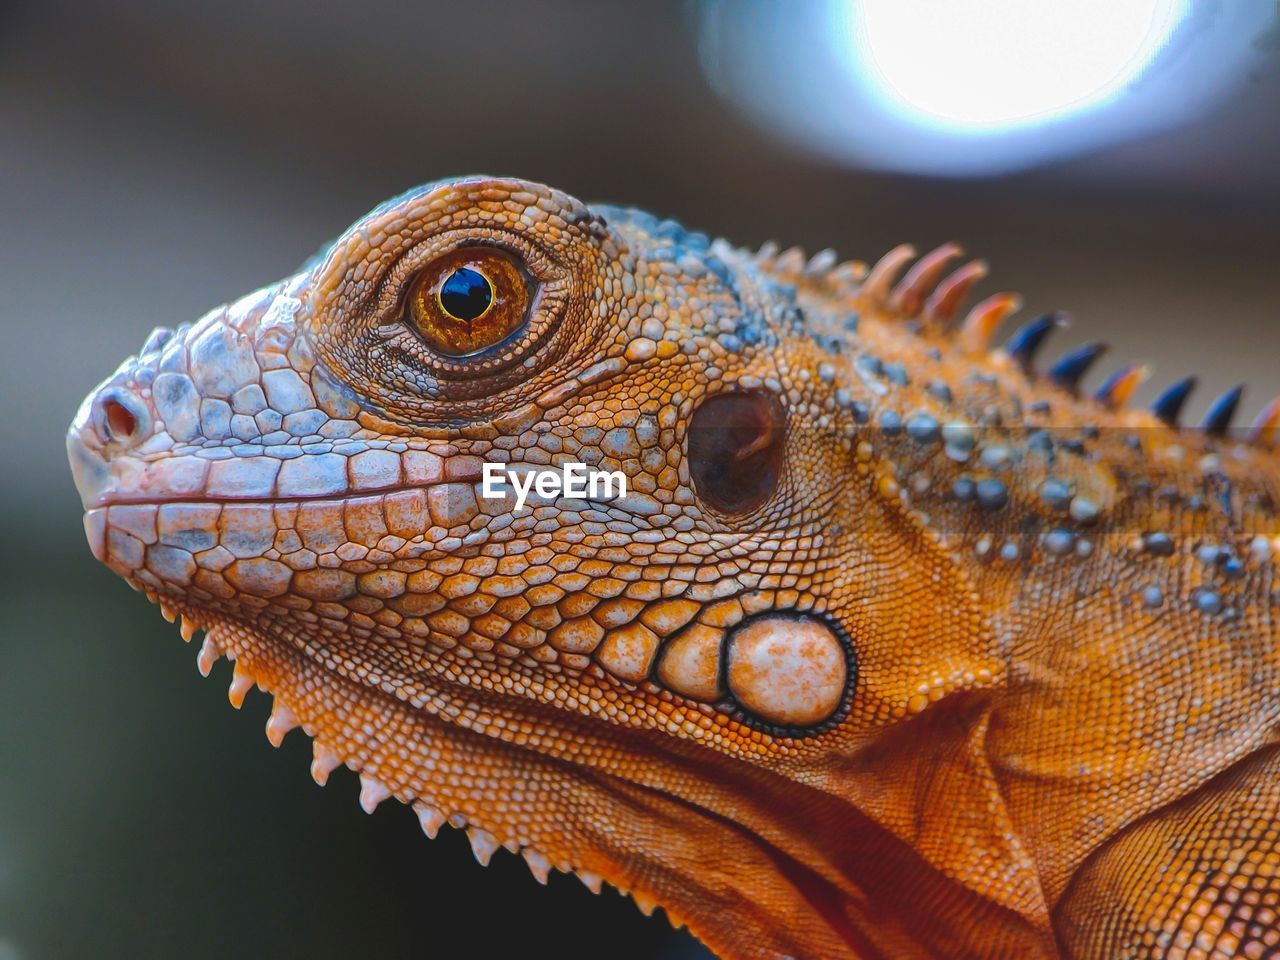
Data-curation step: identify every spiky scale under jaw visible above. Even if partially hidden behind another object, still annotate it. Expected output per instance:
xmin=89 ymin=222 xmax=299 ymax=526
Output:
xmin=69 ymin=177 xmax=1280 ymax=959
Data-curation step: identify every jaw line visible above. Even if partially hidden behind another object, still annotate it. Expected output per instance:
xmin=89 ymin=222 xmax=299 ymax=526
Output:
xmin=129 ymin=579 xmax=898 ymax=960
xmin=136 ymin=587 xmax=672 ymax=916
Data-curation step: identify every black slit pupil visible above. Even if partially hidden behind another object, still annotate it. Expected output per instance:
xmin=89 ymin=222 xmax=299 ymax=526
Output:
xmin=439 ymin=268 xmax=492 ymax=321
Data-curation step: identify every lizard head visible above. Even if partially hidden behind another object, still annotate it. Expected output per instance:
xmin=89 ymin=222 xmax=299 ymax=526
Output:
xmin=68 ymin=177 xmax=1020 ymax=957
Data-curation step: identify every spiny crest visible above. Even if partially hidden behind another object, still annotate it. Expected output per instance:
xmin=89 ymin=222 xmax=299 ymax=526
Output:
xmin=752 ymin=239 xmax=866 ymax=288
xmin=749 ymin=234 xmax=1273 ymax=444
xmin=844 ymin=240 xmax=1279 ymax=447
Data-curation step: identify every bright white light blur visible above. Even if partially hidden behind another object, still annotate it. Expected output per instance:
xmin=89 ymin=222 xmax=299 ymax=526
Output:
xmin=696 ymin=0 xmax=1268 ymax=174
xmin=851 ymin=0 xmax=1188 ymax=131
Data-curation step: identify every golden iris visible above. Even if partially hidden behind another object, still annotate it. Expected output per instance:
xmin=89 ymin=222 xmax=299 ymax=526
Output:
xmin=406 ymin=248 xmax=530 ymax=356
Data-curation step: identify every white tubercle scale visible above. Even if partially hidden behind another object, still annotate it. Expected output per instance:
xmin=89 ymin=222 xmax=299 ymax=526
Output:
xmin=310 ymin=742 xmax=342 ymax=786
xmin=196 ymin=635 xmax=221 ymax=677
xmin=227 ymin=664 xmax=255 ymax=708
xmin=522 ymin=847 xmax=552 ymax=884
xmin=265 ymin=701 xmax=299 ymax=747
xmin=413 ymin=801 xmax=447 ymax=839
xmin=358 ymin=774 xmax=392 ymax=814
xmin=468 ymin=828 xmax=500 ymax=866
xmin=576 ymin=869 xmax=604 ymax=894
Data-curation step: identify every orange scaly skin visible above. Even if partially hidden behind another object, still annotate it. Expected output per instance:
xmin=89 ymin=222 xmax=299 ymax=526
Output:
xmin=68 ymin=178 xmax=1280 ymax=958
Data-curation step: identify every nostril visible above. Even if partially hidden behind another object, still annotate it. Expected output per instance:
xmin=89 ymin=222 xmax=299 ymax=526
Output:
xmin=90 ymin=387 xmax=150 ymax=451
xmin=103 ymin=399 xmax=137 ymax=442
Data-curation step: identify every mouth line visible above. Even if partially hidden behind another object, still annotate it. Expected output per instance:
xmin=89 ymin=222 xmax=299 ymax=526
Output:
xmin=81 ymin=477 xmax=645 ymax=515
xmin=77 ymin=463 xmax=489 ymax=512
xmin=78 ymin=461 xmax=640 ymax=512
xmin=82 ymin=485 xmax=444 ymax=510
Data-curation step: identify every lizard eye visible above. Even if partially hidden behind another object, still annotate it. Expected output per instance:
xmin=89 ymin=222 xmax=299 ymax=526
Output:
xmin=405 ymin=248 xmax=532 ymax=357
xmin=688 ymin=391 xmax=786 ymax=515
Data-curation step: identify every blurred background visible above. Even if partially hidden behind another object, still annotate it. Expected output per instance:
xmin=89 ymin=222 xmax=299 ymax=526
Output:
xmin=2 ymin=1 xmax=1279 ymax=957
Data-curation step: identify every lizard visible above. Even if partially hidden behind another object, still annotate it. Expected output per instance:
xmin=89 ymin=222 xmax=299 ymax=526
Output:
xmin=66 ymin=176 xmax=1280 ymax=959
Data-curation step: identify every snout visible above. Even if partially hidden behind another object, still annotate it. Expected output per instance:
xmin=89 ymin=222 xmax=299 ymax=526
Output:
xmin=67 ymin=327 xmax=177 ymax=512
xmin=68 ymin=326 xmax=183 ymax=567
